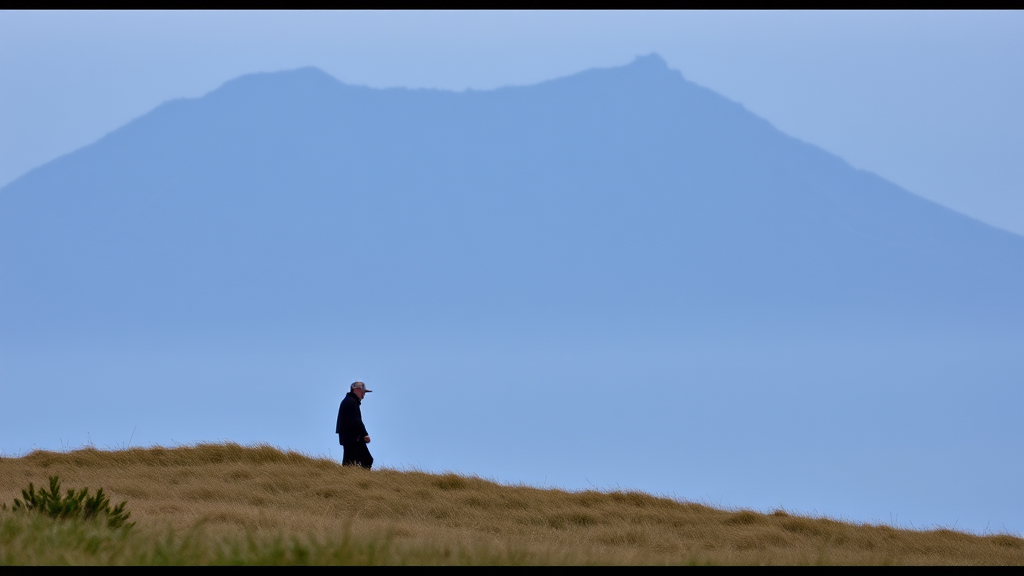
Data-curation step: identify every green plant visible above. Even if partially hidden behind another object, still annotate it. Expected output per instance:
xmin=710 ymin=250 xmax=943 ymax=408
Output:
xmin=11 ymin=475 xmax=134 ymax=529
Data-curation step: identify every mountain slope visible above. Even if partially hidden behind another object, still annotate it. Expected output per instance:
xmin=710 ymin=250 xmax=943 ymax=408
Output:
xmin=1 ymin=54 xmax=1021 ymax=343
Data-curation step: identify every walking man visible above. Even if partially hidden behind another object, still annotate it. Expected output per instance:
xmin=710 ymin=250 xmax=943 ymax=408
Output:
xmin=336 ymin=381 xmax=373 ymax=469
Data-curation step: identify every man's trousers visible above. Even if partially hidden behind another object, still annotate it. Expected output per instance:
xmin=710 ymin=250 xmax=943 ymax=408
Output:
xmin=341 ymin=440 xmax=373 ymax=470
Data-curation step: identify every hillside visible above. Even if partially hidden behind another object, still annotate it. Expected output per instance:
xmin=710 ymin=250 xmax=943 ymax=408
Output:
xmin=2 ymin=444 xmax=1021 ymax=565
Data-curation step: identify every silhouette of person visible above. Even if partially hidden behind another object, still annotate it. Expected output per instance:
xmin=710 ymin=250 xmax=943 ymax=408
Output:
xmin=336 ymin=381 xmax=373 ymax=469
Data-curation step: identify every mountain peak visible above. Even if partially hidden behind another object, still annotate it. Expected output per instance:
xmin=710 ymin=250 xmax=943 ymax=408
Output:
xmin=628 ymin=53 xmax=669 ymax=70
xmin=212 ymin=66 xmax=341 ymax=97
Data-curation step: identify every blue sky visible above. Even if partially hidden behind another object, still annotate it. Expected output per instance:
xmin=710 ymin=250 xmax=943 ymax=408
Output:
xmin=1 ymin=10 xmax=1022 ymax=234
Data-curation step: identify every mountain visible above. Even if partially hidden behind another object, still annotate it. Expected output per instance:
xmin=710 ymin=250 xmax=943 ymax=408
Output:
xmin=2 ymin=54 xmax=1021 ymax=344
xmin=1 ymin=54 xmax=1021 ymax=534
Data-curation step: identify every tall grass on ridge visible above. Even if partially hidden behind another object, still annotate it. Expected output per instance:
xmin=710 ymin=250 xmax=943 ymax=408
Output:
xmin=2 ymin=443 xmax=1021 ymax=565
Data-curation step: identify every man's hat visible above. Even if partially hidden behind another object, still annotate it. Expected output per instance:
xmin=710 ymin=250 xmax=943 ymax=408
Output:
xmin=351 ymin=381 xmax=372 ymax=393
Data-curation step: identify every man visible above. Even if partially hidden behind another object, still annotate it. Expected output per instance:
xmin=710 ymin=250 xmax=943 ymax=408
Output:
xmin=336 ymin=381 xmax=373 ymax=469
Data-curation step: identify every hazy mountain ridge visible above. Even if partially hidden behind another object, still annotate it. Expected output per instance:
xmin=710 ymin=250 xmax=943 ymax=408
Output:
xmin=1 ymin=54 xmax=1020 ymax=344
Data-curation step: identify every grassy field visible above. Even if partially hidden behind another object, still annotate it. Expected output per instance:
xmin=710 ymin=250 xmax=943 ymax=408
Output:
xmin=1 ymin=443 xmax=1021 ymax=565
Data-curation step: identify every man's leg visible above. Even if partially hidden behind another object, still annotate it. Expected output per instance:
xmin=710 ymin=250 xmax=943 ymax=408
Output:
xmin=358 ymin=443 xmax=373 ymax=470
xmin=342 ymin=443 xmax=360 ymax=467
xmin=342 ymin=442 xmax=372 ymax=469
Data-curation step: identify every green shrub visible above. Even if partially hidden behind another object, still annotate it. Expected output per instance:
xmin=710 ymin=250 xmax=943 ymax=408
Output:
xmin=10 ymin=475 xmax=134 ymax=529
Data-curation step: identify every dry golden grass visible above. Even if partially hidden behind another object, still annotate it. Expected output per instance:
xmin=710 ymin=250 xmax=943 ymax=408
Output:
xmin=1 ymin=443 xmax=1021 ymax=565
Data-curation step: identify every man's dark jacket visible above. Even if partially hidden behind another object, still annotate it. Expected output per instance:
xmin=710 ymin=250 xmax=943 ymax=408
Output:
xmin=336 ymin=392 xmax=369 ymax=445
